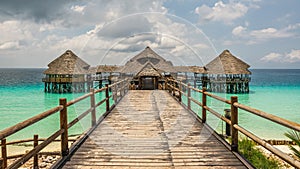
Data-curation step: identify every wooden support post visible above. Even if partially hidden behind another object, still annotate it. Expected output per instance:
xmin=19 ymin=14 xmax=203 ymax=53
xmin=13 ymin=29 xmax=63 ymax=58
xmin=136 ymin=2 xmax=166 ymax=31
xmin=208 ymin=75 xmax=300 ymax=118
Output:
xmin=172 ymin=81 xmax=175 ymax=96
xmin=1 ymin=139 xmax=7 ymax=169
xmin=166 ymin=79 xmax=170 ymax=93
xmin=187 ymin=83 xmax=191 ymax=110
xmin=59 ymin=98 xmax=69 ymax=156
xmin=178 ymin=81 xmax=182 ymax=102
xmin=105 ymin=84 xmax=110 ymax=112
xmin=202 ymin=87 xmax=207 ymax=123
xmin=231 ymin=96 xmax=238 ymax=151
xmin=114 ymin=83 xmax=117 ymax=102
xmin=33 ymin=135 xmax=39 ymax=169
xmin=125 ymin=79 xmax=128 ymax=93
xmin=224 ymin=109 xmax=231 ymax=136
xmin=90 ymin=88 xmax=96 ymax=126
xmin=121 ymin=80 xmax=125 ymax=97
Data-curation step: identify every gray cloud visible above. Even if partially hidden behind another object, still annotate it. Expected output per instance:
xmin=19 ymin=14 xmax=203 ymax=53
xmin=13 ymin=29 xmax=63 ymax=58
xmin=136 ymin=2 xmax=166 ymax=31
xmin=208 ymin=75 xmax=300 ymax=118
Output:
xmin=97 ymin=15 xmax=152 ymax=39
xmin=0 ymin=0 xmax=75 ymax=22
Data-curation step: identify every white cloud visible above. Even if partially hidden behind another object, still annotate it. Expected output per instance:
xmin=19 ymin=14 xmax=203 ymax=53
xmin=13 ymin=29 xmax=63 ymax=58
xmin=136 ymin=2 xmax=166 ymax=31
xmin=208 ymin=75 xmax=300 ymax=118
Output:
xmin=232 ymin=26 xmax=247 ymax=36
xmin=286 ymin=49 xmax=300 ymax=62
xmin=261 ymin=52 xmax=281 ymax=62
xmin=0 ymin=1 xmax=217 ymax=67
xmin=0 ymin=41 xmax=20 ymax=50
xmin=261 ymin=50 xmax=300 ymax=63
xmin=195 ymin=1 xmax=249 ymax=23
xmin=71 ymin=5 xmax=86 ymax=14
xmin=250 ymin=27 xmax=292 ymax=39
xmin=232 ymin=24 xmax=297 ymax=44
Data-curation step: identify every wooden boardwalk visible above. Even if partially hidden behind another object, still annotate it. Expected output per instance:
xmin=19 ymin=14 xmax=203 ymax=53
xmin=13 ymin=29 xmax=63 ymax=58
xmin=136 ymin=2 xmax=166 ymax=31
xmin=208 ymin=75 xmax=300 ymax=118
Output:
xmin=63 ymin=90 xmax=246 ymax=169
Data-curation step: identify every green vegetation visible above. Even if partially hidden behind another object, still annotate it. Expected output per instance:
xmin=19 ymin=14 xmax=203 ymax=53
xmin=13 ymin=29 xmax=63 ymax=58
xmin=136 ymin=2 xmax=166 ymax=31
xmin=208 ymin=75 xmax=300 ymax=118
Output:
xmin=238 ymin=138 xmax=281 ymax=169
xmin=284 ymin=130 xmax=300 ymax=160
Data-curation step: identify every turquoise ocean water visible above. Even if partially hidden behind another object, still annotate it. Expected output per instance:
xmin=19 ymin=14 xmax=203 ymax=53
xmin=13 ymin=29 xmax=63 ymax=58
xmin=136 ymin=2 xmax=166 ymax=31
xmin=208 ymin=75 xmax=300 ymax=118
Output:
xmin=0 ymin=68 xmax=300 ymax=140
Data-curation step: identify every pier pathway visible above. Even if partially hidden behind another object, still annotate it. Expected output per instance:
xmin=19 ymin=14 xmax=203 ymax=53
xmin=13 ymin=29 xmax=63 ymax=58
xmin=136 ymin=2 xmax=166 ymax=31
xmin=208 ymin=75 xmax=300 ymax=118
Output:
xmin=62 ymin=90 xmax=246 ymax=168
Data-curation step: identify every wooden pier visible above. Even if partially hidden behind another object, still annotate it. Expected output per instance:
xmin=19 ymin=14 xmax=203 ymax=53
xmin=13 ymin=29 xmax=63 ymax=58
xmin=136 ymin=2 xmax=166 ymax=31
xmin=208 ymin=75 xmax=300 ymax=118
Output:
xmin=1 ymin=79 xmax=300 ymax=169
xmin=62 ymin=90 xmax=246 ymax=168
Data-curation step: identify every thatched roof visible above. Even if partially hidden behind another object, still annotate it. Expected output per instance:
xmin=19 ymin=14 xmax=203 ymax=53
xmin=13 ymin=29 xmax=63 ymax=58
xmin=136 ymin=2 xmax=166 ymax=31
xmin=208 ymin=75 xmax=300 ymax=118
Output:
xmin=88 ymin=65 xmax=123 ymax=74
xmin=205 ymin=50 xmax=251 ymax=75
xmin=120 ymin=46 xmax=176 ymax=74
xmin=174 ymin=66 xmax=207 ymax=74
xmin=136 ymin=62 xmax=161 ymax=77
xmin=97 ymin=65 xmax=121 ymax=73
xmin=44 ymin=50 xmax=90 ymax=75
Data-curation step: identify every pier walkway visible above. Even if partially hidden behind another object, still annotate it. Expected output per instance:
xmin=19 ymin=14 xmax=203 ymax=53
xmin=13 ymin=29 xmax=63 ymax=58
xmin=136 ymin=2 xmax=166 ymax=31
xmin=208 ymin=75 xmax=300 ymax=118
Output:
xmin=62 ymin=90 xmax=246 ymax=168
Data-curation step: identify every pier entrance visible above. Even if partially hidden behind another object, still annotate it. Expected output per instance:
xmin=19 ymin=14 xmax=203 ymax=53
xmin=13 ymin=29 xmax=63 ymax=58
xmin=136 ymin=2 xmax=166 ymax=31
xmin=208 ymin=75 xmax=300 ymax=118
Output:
xmin=140 ymin=77 xmax=157 ymax=90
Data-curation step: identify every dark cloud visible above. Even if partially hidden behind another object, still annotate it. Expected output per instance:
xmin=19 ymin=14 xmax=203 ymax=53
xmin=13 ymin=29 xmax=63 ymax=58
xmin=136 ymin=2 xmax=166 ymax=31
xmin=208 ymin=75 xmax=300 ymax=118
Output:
xmin=97 ymin=15 xmax=152 ymax=38
xmin=0 ymin=0 xmax=75 ymax=22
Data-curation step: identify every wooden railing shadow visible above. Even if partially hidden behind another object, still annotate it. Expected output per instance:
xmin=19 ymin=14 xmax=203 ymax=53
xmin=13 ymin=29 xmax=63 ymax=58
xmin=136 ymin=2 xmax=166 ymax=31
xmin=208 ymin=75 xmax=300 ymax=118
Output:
xmin=0 ymin=79 xmax=129 ymax=169
xmin=166 ymin=78 xmax=300 ymax=168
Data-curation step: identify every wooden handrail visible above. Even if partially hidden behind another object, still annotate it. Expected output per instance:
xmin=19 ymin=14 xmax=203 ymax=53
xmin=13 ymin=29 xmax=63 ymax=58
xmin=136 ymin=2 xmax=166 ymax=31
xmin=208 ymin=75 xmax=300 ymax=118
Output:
xmin=66 ymin=92 xmax=92 ymax=107
xmin=204 ymin=92 xmax=231 ymax=104
xmin=8 ymin=129 xmax=64 ymax=169
xmin=234 ymin=124 xmax=300 ymax=167
xmin=0 ymin=106 xmax=63 ymax=140
xmin=234 ymin=102 xmax=300 ymax=132
xmin=0 ymin=79 xmax=129 ymax=169
xmin=166 ymin=78 xmax=300 ymax=168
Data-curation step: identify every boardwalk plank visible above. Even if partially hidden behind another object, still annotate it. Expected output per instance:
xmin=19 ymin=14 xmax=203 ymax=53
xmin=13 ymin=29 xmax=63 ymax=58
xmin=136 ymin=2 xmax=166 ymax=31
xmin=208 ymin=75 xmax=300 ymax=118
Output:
xmin=63 ymin=90 xmax=246 ymax=168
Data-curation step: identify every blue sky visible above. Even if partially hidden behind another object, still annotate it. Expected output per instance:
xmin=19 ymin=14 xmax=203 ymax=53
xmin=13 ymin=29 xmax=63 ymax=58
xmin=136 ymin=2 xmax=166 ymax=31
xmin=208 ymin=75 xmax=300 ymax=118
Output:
xmin=0 ymin=0 xmax=299 ymax=68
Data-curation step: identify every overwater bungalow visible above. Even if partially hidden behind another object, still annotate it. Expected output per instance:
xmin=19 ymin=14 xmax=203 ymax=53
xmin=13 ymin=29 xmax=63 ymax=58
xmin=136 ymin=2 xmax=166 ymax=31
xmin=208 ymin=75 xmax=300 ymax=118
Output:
xmin=117 ymin=46 xmax=177 ymax=90
xmin=43 ymin=50 xmax=92 ymax=93
xmin=93 ymin=65 xmax=120 ymax=88
xmin=204 ymin=50 xmax=251 ymax=93
xmin=43 ymin=47 xmax=251 ymax=93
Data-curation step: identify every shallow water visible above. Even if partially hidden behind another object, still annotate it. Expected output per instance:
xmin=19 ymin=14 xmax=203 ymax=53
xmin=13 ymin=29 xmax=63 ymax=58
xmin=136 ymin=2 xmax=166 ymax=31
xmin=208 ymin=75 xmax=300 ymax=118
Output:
xmin=0 ymin=68 xmax=299 ymax=140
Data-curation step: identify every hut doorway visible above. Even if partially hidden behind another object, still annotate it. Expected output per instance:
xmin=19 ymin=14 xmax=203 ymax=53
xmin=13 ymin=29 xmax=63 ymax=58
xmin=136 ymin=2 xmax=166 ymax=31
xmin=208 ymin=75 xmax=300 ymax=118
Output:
xmin=140 ymin=77 xmax=157 ymax=90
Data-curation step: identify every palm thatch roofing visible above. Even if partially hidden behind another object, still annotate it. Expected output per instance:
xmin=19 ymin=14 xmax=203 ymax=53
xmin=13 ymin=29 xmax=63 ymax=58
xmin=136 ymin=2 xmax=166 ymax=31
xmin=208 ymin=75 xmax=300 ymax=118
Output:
xmin=96 ymin=65 xmax=121 ymax=73
xmin=119 ymin=46 xmax=176 ymax=74
xmin=44 ymin=50 xmax=90 ymax=75
xmin=205 ymin=50 xmax=251 ymax=75
xmin=174 ymin=66 xmax=207 ymax=74
xmin=136 ymin=62 xmax=161 ymax=77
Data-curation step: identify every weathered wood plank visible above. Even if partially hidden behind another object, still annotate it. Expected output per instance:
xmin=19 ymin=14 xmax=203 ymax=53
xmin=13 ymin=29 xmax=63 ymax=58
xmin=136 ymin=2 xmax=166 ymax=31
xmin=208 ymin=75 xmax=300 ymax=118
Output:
xmin=62 ymin=90 xmax=246 ymax=168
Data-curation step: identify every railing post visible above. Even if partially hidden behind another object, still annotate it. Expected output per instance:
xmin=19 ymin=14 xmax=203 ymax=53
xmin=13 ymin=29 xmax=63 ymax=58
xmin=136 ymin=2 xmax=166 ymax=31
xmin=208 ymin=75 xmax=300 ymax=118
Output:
xmin=202 ymin=87 xmax=207 ymax=123
xmin=230 ymin=96 xmax=238 ymax=151
xmin=172 ymin=81 xmax=175 ymax=96
xmin=1 ymin=139 xmax=7 ymax=169
xmin=105 ymin=84 xmax=110 ymax=111
xmin=224 ymin=109 xmax=231 ymax=136
xmin=113 ymin=83 xmax=117 ymax=102
xmin=166 ymin=79 xmax=171 ymax=93
xmin=90 ymin=88 xmax=96 ymax=126
xmin=33 ymin=135 xmax=39 ymax=169
xmin=187 ymin=83 xmax=191 ymax=110
xmin=125 ymin=79 xmax=129 ymax=93
xmin=59 ymin=98 xmax=69 ymax=156
xmin=178 ymin=81 xmax=182 ymax=102
xmin=122 ymin=80 xmax=125 ymax=96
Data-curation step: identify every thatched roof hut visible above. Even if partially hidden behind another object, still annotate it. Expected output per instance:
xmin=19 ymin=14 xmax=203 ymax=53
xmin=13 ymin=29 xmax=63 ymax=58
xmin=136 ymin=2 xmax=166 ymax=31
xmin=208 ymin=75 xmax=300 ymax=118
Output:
xmin=120 ymin=46 xmax=176 ymax=74
xmin=44 ymin=50 xmax=90 ymax=75
xmin=205 ymin=50 xmax=251 ymax=75
xmin=136 ymin=62 xmax=161 ymax=77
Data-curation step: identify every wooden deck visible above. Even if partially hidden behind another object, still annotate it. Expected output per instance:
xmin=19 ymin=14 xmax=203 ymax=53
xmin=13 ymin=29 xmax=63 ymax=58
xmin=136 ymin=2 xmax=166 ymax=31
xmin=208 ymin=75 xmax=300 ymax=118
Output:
xmin=62 ymin=90 xmax=246 ymax=169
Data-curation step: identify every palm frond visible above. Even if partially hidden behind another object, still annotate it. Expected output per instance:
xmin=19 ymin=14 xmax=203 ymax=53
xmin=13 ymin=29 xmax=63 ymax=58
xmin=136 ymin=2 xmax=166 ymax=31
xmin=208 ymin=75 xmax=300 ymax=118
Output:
xmin=285 ymin=130 xmax=300 ymax=160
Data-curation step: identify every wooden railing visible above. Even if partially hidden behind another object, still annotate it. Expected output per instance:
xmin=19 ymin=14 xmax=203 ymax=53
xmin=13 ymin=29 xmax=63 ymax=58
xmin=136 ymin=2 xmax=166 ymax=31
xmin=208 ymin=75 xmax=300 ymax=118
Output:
xmin=0 ymin=79 xmax=129 ymax=169
xmin=166 ymin=78 xmax=300 ymax=168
